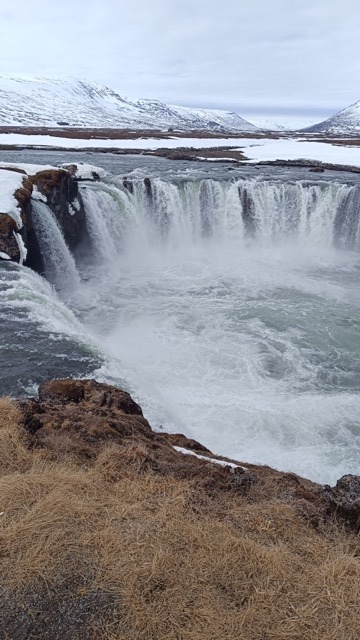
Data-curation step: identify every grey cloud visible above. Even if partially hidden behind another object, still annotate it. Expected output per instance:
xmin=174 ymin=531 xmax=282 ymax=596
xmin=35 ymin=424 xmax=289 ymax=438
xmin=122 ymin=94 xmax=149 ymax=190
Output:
xmin=0 ymin=0 xmax=359 ymax=119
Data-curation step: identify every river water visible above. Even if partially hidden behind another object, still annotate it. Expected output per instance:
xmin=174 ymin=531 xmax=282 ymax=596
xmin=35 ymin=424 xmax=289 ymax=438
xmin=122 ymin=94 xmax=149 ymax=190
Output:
xmin=1 ymin=150 xmax=360 ymax=483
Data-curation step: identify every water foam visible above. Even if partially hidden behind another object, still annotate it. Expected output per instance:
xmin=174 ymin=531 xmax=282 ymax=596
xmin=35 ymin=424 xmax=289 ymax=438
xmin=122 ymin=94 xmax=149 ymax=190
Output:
xmin=75 ymin=186 xmax=360 ymax=484
xmin=16 ymin=173 xmax=360 ymax=483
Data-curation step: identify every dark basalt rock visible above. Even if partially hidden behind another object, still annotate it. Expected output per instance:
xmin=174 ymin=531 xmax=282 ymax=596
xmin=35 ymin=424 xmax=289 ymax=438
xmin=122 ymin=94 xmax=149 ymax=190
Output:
xmin=31 ymin=170 xmax=86 ymax=249
xmin=0 ymin=168 xmax=89 ymax=270
xmin=323 ymin=474 xmax=360 ymax=531
xmin=0 ymin=213 xmax=20 ymax=262
xmin=24 ymin=170 xmax=88 ymax=273
xmin=123 ymin=177 xmax=134 ymax=194
xmin=38 ymin=379 xmax=144 ymax=416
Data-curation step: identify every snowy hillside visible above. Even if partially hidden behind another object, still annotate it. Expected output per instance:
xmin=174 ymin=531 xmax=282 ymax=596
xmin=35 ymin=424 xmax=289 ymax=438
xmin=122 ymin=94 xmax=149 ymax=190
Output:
xmin=0 ymin=75 xmax=257 ymax=132
xmin=305 ymin=101 xmax=360 ymax=134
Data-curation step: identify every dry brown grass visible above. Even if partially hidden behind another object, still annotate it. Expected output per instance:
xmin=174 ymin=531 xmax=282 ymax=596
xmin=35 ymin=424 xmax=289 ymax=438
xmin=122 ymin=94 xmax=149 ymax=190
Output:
xmin=0 ymin=398 xmax=360 ymax=640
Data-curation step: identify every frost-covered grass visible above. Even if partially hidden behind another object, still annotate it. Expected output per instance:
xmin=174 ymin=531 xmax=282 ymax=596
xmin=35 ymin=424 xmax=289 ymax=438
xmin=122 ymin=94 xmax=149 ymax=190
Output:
xmin=0 ymin=398 xmax=359 ymax=639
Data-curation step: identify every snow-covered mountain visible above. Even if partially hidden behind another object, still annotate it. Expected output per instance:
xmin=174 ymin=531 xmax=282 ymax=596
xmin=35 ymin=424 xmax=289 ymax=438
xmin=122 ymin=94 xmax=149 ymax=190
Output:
xmin=0 ymin=75 xmax=257 ymax=132
xmin=305 ymin=101 xmax=360 ymax=134
xmin=248 ymin=117 xmax=323 ymax=132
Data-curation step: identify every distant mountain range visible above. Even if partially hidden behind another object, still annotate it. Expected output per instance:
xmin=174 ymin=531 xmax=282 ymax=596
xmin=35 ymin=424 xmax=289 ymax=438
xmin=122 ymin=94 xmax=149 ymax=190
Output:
xmin=304 ymin=101 xmax=360 ymax=134
xmin=1 ymin=75 xmax=359 ymax=134
xmin=0 ymin=75 xmax=257 ymax=132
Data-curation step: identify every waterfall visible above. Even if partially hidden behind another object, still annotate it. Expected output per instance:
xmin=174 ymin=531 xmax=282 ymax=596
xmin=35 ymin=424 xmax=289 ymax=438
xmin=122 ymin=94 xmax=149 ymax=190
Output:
xmin=7 ymin=167 xmax=360 ymax=484
xmin=29 ymin=174 xmax=360 ymax=294
xmin=79 ymin=177 xmax=360 ymax=257
xmin=31 ymin=200 xmax=80 ymax=290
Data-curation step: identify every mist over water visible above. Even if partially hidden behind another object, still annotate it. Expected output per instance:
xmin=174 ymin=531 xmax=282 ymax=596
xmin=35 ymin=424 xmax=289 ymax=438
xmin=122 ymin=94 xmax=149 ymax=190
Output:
xmin=1 ymin=152 xmax=360 ymax=484
xmin=74 ymin=238 xmax=359 ymax=484
xmin=75 ymin=174 xmax=360 ymax=484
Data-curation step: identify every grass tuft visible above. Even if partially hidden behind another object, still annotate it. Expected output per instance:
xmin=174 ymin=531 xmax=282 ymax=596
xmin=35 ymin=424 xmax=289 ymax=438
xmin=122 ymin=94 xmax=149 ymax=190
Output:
xmin=0 ymin=397 xmax=359 ymax=639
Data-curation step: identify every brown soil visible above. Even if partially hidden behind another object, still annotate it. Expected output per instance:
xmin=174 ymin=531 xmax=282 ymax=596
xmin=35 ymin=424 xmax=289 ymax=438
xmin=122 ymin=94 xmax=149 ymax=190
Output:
xmin=0 ymin=379 xmax=359 ymax=639
xmin=0 ymin=126 xmax=279 ymax=141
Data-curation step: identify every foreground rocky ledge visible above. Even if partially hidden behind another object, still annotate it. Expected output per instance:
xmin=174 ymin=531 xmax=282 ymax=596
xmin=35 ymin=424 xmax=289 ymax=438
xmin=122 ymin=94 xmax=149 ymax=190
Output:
xmin=0 ymin=379 xmax=359 ymax=640
xmin=17 ymin=379 xmax=360 ymax=532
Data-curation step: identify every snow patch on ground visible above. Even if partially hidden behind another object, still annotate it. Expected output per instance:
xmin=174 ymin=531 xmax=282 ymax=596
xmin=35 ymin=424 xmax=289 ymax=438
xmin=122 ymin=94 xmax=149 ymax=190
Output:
xmin=0 ymin=133 xmax=257 ymax=150
xmin=241 ymin=138 xmax=360 ymax=166
xmin=2 ymin=136 xmax=360 ymax=171
xmin=173 ymin=446 xmax=246 ymax=471
xmin=197 ymin=157 xmax=239 ymax=162
xmin=0 ymin=168 xmax=25 ymax=226
xmin=0 ymin=161 xmax=57 ymax=174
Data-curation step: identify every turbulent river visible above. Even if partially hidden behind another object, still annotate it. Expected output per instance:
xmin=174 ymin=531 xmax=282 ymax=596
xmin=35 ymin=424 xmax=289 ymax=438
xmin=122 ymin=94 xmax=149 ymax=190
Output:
xmin=1 ymin=150 xmax=360 ymax=484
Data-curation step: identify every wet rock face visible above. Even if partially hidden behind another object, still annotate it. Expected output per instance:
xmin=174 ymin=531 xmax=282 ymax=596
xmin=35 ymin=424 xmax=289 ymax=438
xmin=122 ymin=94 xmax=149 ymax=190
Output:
xmin=39 ymin=379 xmax=144 ymax=415
xmin=33 ymin=170 xmax=86 ymax=249
xmin=19 ymin=379 xmax=148 ymax=451
xmin=0 ymin=213 xmax=20 ymax=261
xmin=24 ymin=170 xmax=88 ymax=272
xmin=324 ymin=475 xmax=360 ymax=531
xmin=1 ymin=168 xmax=88 ymax=268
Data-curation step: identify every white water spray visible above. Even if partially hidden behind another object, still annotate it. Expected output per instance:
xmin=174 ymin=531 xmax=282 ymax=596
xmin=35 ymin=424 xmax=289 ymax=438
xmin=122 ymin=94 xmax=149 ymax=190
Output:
xmin=22 ymin=173 xmax=360 ymax=483
xmin=31 ymin=200 xmax=80 ymax=290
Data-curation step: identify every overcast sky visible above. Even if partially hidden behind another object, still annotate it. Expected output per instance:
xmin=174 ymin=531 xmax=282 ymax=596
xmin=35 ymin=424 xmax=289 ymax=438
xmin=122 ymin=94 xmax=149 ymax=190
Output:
xmin=1 ymin=0 xmax=360 ymax=122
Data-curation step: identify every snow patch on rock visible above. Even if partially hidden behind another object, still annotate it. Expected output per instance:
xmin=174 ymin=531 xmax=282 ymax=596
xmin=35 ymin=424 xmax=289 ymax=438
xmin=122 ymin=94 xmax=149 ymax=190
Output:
xmin=61 ymin=162 xmax=107 ymax=180
xmin=173 ymin=446 xmax=247 ymax=471
xmin=0 ymin=168 xmax=24 ymax=226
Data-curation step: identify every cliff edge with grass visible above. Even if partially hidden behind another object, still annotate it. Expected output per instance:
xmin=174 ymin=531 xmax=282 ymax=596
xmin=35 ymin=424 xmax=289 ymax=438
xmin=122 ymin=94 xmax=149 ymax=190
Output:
xmin=0 ymin=378 xmax=359 ymax=640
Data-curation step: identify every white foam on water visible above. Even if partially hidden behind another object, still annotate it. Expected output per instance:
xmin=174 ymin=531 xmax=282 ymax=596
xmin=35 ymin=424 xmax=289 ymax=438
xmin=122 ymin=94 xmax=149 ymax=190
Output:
xmin=9 ymin=173 xmax=360 ymax=485
xmin=82 ymin=234 xmax=360 ymax=485
xmin=0 ymin=264 xmax=84 ymax=336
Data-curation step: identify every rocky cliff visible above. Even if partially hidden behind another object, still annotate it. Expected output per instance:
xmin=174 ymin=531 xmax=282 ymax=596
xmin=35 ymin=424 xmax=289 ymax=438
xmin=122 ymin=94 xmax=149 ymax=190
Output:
xmin=17 ymin=378 xmax=360 ymax=533
xmin=0 ymin=165 xmax=88 ymax=271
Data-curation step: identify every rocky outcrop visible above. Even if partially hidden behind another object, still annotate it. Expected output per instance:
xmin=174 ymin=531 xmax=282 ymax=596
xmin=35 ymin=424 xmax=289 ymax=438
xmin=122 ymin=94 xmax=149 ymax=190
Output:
xmin=16 ymin=378 xmax=360 ymax=531
xmin=24 ymin=170 xmax=87 ymax=272
xmin=0 ymin=213 xmax=20 ymax=261
xmin=0 ymin=167 xmax=88 ymax=272
xmin=323 ymin=475 xmax=360 ymax=531
xmin=18 ymin=378 xmax=254 ymax=493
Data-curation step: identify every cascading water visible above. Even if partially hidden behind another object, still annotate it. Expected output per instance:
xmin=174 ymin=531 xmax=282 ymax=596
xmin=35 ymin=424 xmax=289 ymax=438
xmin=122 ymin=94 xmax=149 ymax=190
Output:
xmin=4 ymin=164 xmax=360 ymax=484
xmin=0 ymin=261 xmax=99 ymax=395
xmin=66 ymin=174 xmax=360 ymax=484
xmin=79 ymin=177 xmax=360 ymax=250
xmin=31 ymin=200 xmax=80 ymax=290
